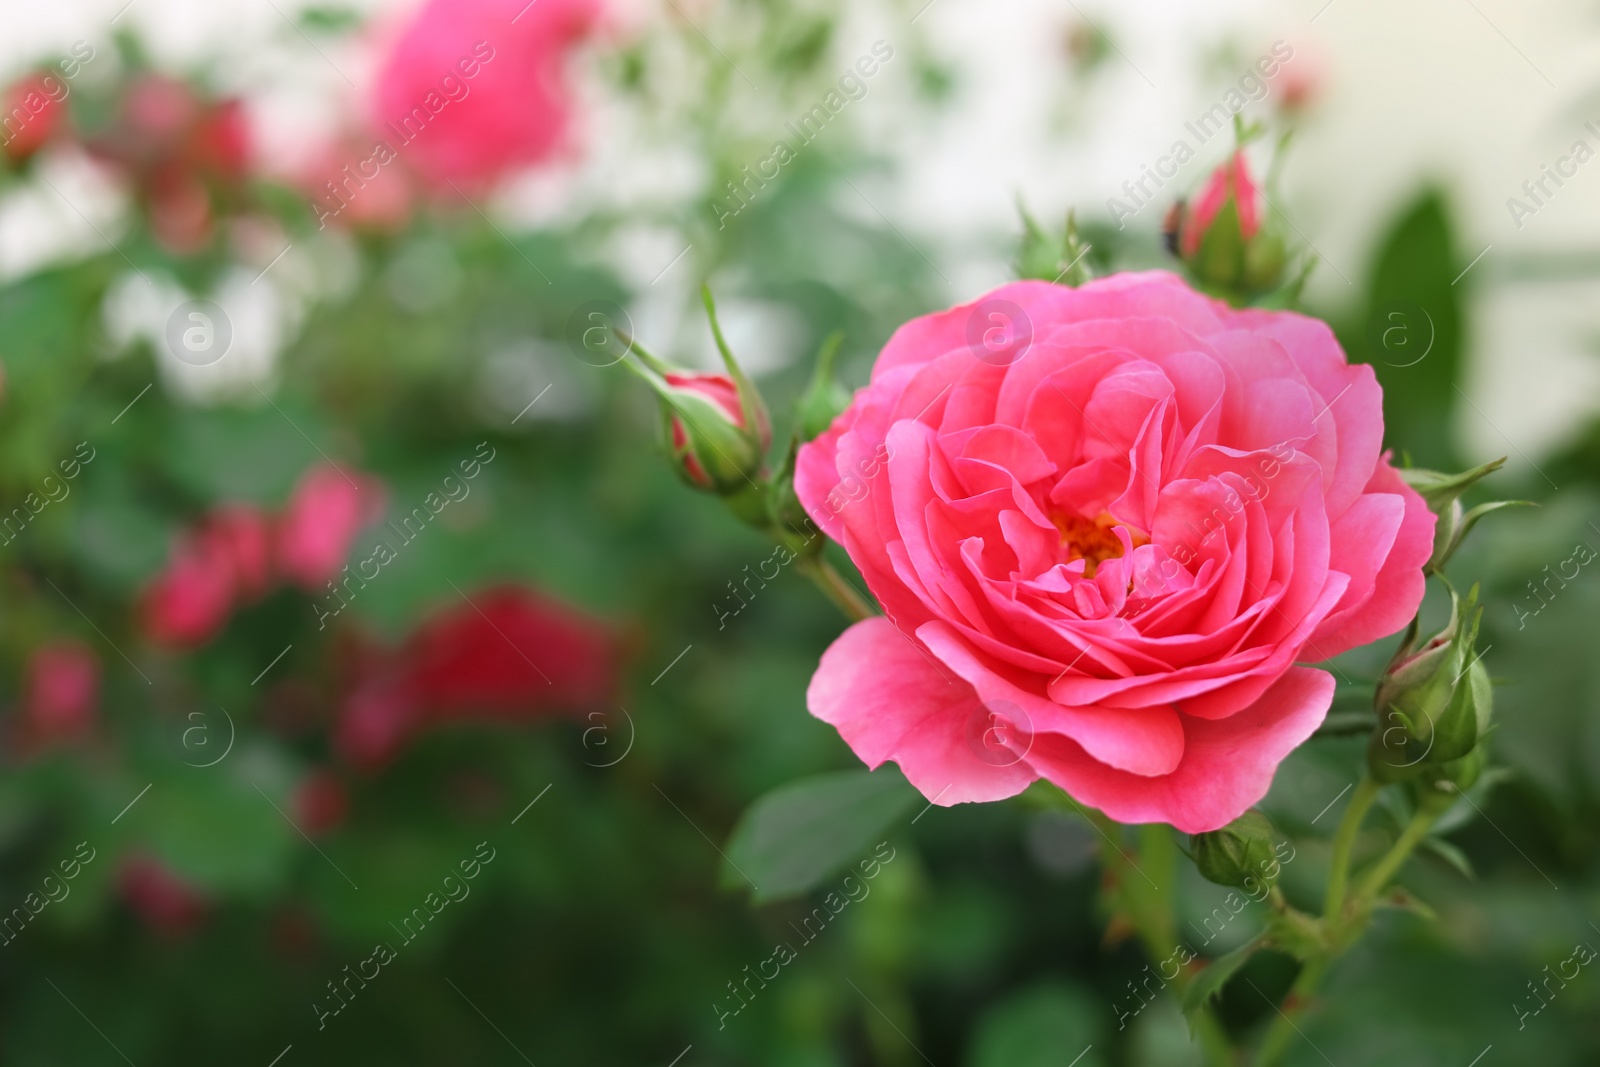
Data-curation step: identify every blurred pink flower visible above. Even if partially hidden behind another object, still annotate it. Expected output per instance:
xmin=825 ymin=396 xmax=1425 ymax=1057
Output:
xmin=370 ymin=0 xmax=602 ymax=187
xmin=88 ymin=76 xmax=252 ymax=254
xmin=335 ymin=583 xmax=619 ymax=768
xmin=22 ymin=641 xmax=99 ymax=741
xmin=139 ymin=528 xmax=237 ymax=648
xmin=119 ymin=857 xmax=208 ymax=936
xmin=277 ymin=464 xmax=386 ymax=592
xmin=293 ymin=769 xmax=351 ymax=835
xmin=1 ymin=73 xmax=68 ymax=163
xmin=203 ymin=504 xmax=275 ymax=602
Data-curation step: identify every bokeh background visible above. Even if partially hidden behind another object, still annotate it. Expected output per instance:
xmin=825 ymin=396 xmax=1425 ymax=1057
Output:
xmin=0 ymin=0 xmax=1596 ymax=1063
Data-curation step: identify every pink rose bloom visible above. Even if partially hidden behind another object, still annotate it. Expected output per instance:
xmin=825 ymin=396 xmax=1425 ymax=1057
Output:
xmin=370 ymin=0 xmax=602 ymax=187
xmin=23 ymin=641 xmax=99 ymax=740
xmin=796 ymin=273 xmax=1434 ymax=832
xmin=276 ymin=464 xmax=385 ymax=592
xmin=1181 ymin=151 xmax=1262 ymax=257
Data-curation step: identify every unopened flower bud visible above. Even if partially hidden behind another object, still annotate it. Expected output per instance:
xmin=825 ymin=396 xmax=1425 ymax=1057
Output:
xmin=622 ymin=288 xmax=773 ymax=497
xmin=1191 ymin=810 xmax=1281 ymax=890
xmin=1369 ymin=586 xmax=1487 ymax=781
xmin=1169 ymin=151 xmax=1286 ymax=297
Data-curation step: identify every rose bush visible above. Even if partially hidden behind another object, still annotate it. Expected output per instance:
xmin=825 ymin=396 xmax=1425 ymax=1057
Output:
xmin=797 ymin=272 xmax=1435 ymax=832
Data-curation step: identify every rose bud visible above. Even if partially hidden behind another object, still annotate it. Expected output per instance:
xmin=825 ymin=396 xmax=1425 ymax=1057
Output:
xmin=1368 ymin=585 xmax=1485 ymax=781
xmin=624 ymin=289 xmax=771 ymax=501
xmin=1191 ymin=810 xmax=1281 ymax=890
xmin=1 ymin=73 xmax=68 ymax=165
xmin=1399 ymin=458 xmax=1526 ymax=573
xmin=1171 ymin=150 xmax=1286 ymax=297
xmin=796 ymin=332 xmax=851 ymax=443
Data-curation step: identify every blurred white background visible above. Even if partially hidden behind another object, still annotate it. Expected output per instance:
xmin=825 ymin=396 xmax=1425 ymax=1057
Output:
xmin=4 ymin=0 xmax=1597 ymax=469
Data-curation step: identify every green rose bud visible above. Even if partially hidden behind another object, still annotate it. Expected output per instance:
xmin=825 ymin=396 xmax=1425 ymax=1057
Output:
xmin=1191 ymin=810 xmax=1282 ymax=891
xmin=1368 ymin=585 xmax=1488 ymax=782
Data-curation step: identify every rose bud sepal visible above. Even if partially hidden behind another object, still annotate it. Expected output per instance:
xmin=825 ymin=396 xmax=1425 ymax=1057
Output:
xmin=1399 ymin=457 xmax=1530 ymax=572
xmin=767 ymin=441 xmax=825 ymax=559
xmin=1191 ymin=810 xmax=1281 ymax=891
xmin=796 ymin=332 xmax=851 ymax=443
xmin=701 ymin=285 xmax=772 ymax=451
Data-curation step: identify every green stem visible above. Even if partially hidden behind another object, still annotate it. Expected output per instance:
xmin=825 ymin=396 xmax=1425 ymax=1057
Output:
xmin=1085 ymin=809 xmax=1235 ymax=1065
xmin=1354 ymin=807 xmax=1436 ymax=903
xmin=1251 ymin=957 xmax=1327 ymax=1067
xmin=1323 ymin=775 xmax=1379 ymax=919
xmin=797 ymin=556 xmax=875 ymax=621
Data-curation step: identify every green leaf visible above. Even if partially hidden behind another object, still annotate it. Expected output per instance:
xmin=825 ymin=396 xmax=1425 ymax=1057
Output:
xmin=1417 ymin=836 xmax=1475 ymax=880
xmin=1348 ymin=189 xmax=1464 ymax=469
xmin=721 ymin=767 xmax=918 ymax=903
xmin=1181 ymin=934 xmax=1266 ymax=1025
xmin=968 ymin=981 xmax=1106 ymax=1067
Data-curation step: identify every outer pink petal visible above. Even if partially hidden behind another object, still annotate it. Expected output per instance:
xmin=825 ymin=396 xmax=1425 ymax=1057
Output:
xmin=1022 ymin=666 xmax=1335 ymax=833
xmin=1308 ymin=459 xmax=1434 ymax=657
xmin=918 ymin=621 xmax=1186 ymax=778
xmin=806 ymin=617 xmax=1037 ymax=804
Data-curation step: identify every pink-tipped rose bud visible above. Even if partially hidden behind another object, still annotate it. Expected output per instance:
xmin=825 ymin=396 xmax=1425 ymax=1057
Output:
xmin=23 ymin=641 xmax=99 ymax=740
xmin=624 ymin=288 xmax=773 ymax=500
xmin=277 ymin=464 xmax=385 ymax=592
xmin=1168 ymin=151 xmax=1285 ymax=297
xmin=659 ymin=369 xmax=768 ymax=491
